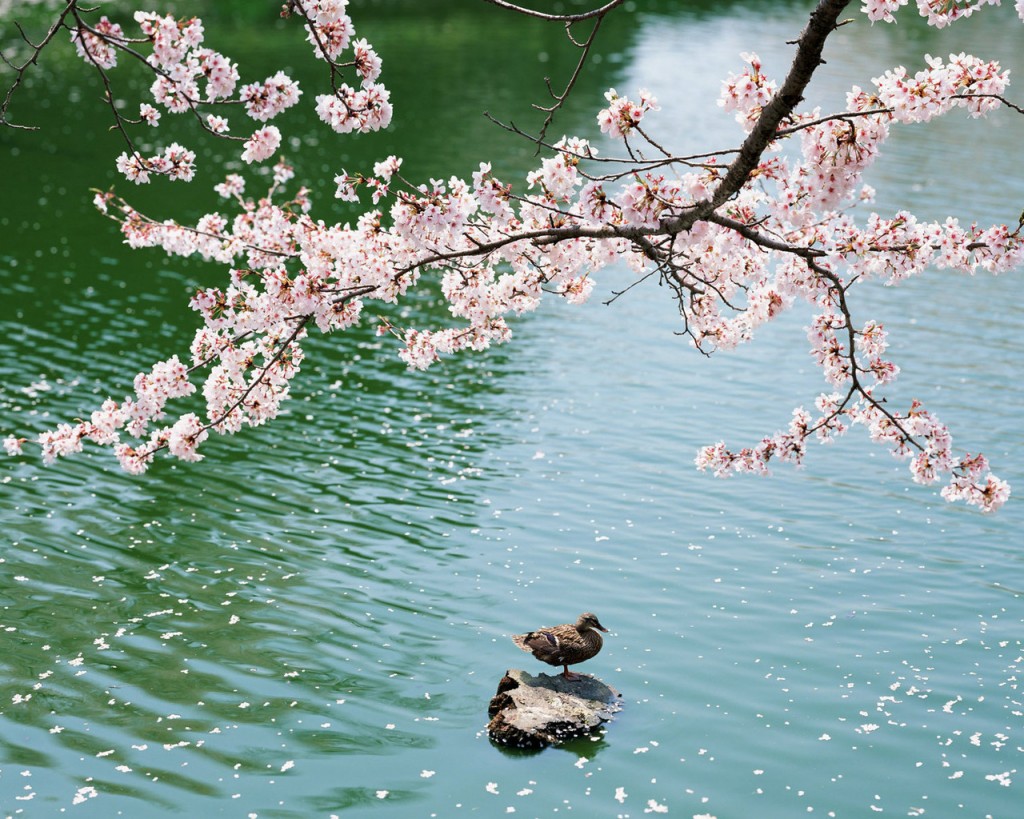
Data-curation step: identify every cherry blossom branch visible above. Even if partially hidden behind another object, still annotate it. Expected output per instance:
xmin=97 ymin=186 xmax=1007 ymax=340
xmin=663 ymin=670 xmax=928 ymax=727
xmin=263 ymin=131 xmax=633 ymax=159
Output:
xmin=200 ymin=314 xmax=310 ymax=434
xmin=285 ymin=0 xmax=356 ymax=94
xmin=960 ymin=92 xmax=1024 ymax=116
xmin=201 ymin=285 xmax=374 ymax=428
xmin=796 ymin=255 xmax=988 ymax=496
xmin=67 ymin=6 xmax=245 ymax=143
xmin=773 ymin=107 xmax=893 ymax=138
xmin=602 ymin=268 xmax=659 ymax=305
xmin=95 ymin=189 xmax=301 ymax=261
xmin=681 ymin=0 xmax=852 ymax=228
xmin=708 ymin=213 xmax=827 ymax=258
xmin=484 ymin=112 xmax=738 ymax=175
xmin=66 ymin=12 xmax=162 ymax=168
xmin=3 ymin=1 xmax=386 ymax=181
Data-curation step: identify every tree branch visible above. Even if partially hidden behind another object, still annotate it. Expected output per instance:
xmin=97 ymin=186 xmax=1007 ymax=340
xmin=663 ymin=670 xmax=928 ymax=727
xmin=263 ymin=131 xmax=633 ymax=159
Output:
xmin=0 ymin=0 xmax=77 ymax=129
xmin=478 ymin=0 xmax=627 ymax=23
xmin=533 ymin=16 xmax=605 ymax=145
xmin=666 ymin=0 xmax=852 ymax=232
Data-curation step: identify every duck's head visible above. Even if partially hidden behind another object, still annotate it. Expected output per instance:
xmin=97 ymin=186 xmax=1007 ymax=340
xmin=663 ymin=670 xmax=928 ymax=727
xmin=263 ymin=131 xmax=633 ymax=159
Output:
xmin=577 ymin=612 xmax=609 ymax=633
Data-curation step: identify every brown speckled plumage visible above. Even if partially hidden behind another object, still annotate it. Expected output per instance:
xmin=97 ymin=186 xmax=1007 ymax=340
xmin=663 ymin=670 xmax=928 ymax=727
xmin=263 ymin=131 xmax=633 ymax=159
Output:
xmin=511 ymin=612 xmax=609 ymax=679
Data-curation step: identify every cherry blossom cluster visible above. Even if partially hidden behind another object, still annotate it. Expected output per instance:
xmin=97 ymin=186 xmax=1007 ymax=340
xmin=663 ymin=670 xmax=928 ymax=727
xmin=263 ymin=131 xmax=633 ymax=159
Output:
xmin=16 ymin=355 xmax=198 ymax=473
xmin=773 ymin=88 xmax=891 ymax=222
xmin=863 ymin=0 xmax=1015 ymax=27
xmin=874 ymin=53 xmax=1008 ymax=123
xmin=696 ymin=395 xmax=1011 ymax=512
xmin=861 ymin=0 xmax=909 ymax=23
xmin=302 ymin=0 xmax=355 ymax=59
xmin=70 ymin=14 xmax=123 ymax=69
xmin=296 ymin=0 xmax=391 ymax=134
xmin=6 ymin=0 xmax=1023 ymax=513
xmin=314 ymin=82 xmax=392 ymax=134
xmin=241 ymin=126 xmax=283 ymax=164
xmin=597 ymin=88 xmax=660 ymax=139
xmin=66 ymin=1 xmax=386 ymax=181
xmin=718 ymin=52 xmax=778 ymax=131
xmin=115 ymin=142 xmax=196 ymax=183
xmin=688 ymin=17 xmax=1021 ymax=510
xmin=240 ymin=71 xmax=302 ymax=122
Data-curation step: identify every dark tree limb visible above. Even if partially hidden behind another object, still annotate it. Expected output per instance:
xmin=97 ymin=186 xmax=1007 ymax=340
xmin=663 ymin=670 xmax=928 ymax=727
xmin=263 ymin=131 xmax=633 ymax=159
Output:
xmin=665 ymin=0 xmax=853 ymax=232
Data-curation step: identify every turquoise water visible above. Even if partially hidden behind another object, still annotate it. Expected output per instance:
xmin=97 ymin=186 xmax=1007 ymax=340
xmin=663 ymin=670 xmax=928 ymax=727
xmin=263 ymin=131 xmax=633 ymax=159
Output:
xmin=1 ymin=2 xmax=1022 ymax=816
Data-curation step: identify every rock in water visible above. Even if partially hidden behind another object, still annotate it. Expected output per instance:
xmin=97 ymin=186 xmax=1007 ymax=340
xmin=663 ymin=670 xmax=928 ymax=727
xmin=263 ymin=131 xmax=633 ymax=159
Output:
xmin=487 ymin=668 xmax=622 ymax=749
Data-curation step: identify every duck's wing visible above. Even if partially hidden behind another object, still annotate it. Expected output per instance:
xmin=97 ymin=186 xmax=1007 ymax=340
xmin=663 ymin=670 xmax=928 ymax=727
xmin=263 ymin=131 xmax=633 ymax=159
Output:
xmin=512 ymin=624 xmax=577 ymax=661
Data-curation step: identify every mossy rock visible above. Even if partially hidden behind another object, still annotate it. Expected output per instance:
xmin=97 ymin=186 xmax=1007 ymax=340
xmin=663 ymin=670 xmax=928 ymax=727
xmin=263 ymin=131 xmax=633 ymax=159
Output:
xmin=487 ymin=668 xmax=622 ymax=749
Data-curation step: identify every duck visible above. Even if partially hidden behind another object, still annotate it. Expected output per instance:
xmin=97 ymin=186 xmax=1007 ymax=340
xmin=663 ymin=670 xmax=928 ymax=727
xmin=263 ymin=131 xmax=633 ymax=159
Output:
xmin=511 ymin=612 xmax=609 ymax=680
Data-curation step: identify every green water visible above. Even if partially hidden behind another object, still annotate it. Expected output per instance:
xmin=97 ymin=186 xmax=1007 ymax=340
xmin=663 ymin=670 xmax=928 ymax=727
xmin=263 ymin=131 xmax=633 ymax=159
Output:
xmin=1 ymin=2 xmax=1022 ymax=816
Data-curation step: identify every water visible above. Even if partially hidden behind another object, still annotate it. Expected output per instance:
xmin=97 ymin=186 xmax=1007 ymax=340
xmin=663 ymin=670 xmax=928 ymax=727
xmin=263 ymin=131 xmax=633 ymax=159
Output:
xmin=1 ymin=1 xmax=1022 ymax=816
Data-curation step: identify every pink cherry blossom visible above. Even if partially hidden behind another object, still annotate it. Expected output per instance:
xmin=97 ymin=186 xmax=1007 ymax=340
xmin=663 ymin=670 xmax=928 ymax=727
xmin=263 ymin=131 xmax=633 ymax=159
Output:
xmin=305 ymin=8 xmax=355 ymax=60
xmin=861 ymin=0 xmax=909 ymax=23
xmin=214 ymin=174 xmax=246 ymax=199
xmin=241 ymin=72 xmax=302 ymax=122
xmin=139 ymin=103 xmax=161 ymax=126
xmin=167 ymin=413 xmax=209 ymax=461
xmin=351 ymin=38 xmax=382 ymax=86
xmin=163 ymin=143 xmax=196 ymax=181
xmin=38 ymin=424 xmax=85 ymax=465
xmin=115 ymin=152 xmax=153 ymax=184
xmin=333 ymin=171 xmax=360 ymax=202
xmin=874 ymin=53 xmax=1008 ymax=123
xmin=719 ymin=53 xmax=776 ymax=131
xmin=3 ymin=435 xmax=24 ymax=457
xmin=597 ymin=88 xmax=659 ymax=139
xmin=472 ymin=163 xmax=515 ymax=225
xmin=114 ymin=443 xmax=154 ymax=475
xmin=314 ymin=83 xmax=392 ymax=134
xmin=134 ymin=11 xmax=202 ymax=68
xmin=70 ymin=16 xmax=124 ymax=70
xmin=195 ymin=48 xmax=239 ymax=100
xmin=372 ymin=155 xmax=402 ymax=182
xmin=113 ymin=144 xmax=195 ymax=184
xmin=241 ymin=125 xmax=282 ymax=164
xmin=206 ymin=114 xmax=230 ymax=134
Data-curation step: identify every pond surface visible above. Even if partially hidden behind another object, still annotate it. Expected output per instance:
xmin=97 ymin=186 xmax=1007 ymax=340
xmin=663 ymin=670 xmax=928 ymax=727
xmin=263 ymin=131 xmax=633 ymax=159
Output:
xmin=1 ymin=1 xmax=1023 ymax=816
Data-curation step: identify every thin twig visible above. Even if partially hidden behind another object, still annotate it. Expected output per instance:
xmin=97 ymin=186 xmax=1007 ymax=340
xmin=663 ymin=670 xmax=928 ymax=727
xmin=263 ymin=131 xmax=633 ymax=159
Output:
xmin=0 ymin=0 xmax=78 ymax=129
xmin=478 ymin=0 xmax=627 ymax=23
xmin=534 ymin=16 xmax=605 ymax=145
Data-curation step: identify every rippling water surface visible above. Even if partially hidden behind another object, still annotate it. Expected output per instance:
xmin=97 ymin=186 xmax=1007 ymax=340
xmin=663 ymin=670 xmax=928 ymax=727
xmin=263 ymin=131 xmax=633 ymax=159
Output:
xmin=1 ymin=1 xmax=1022 ymax=816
